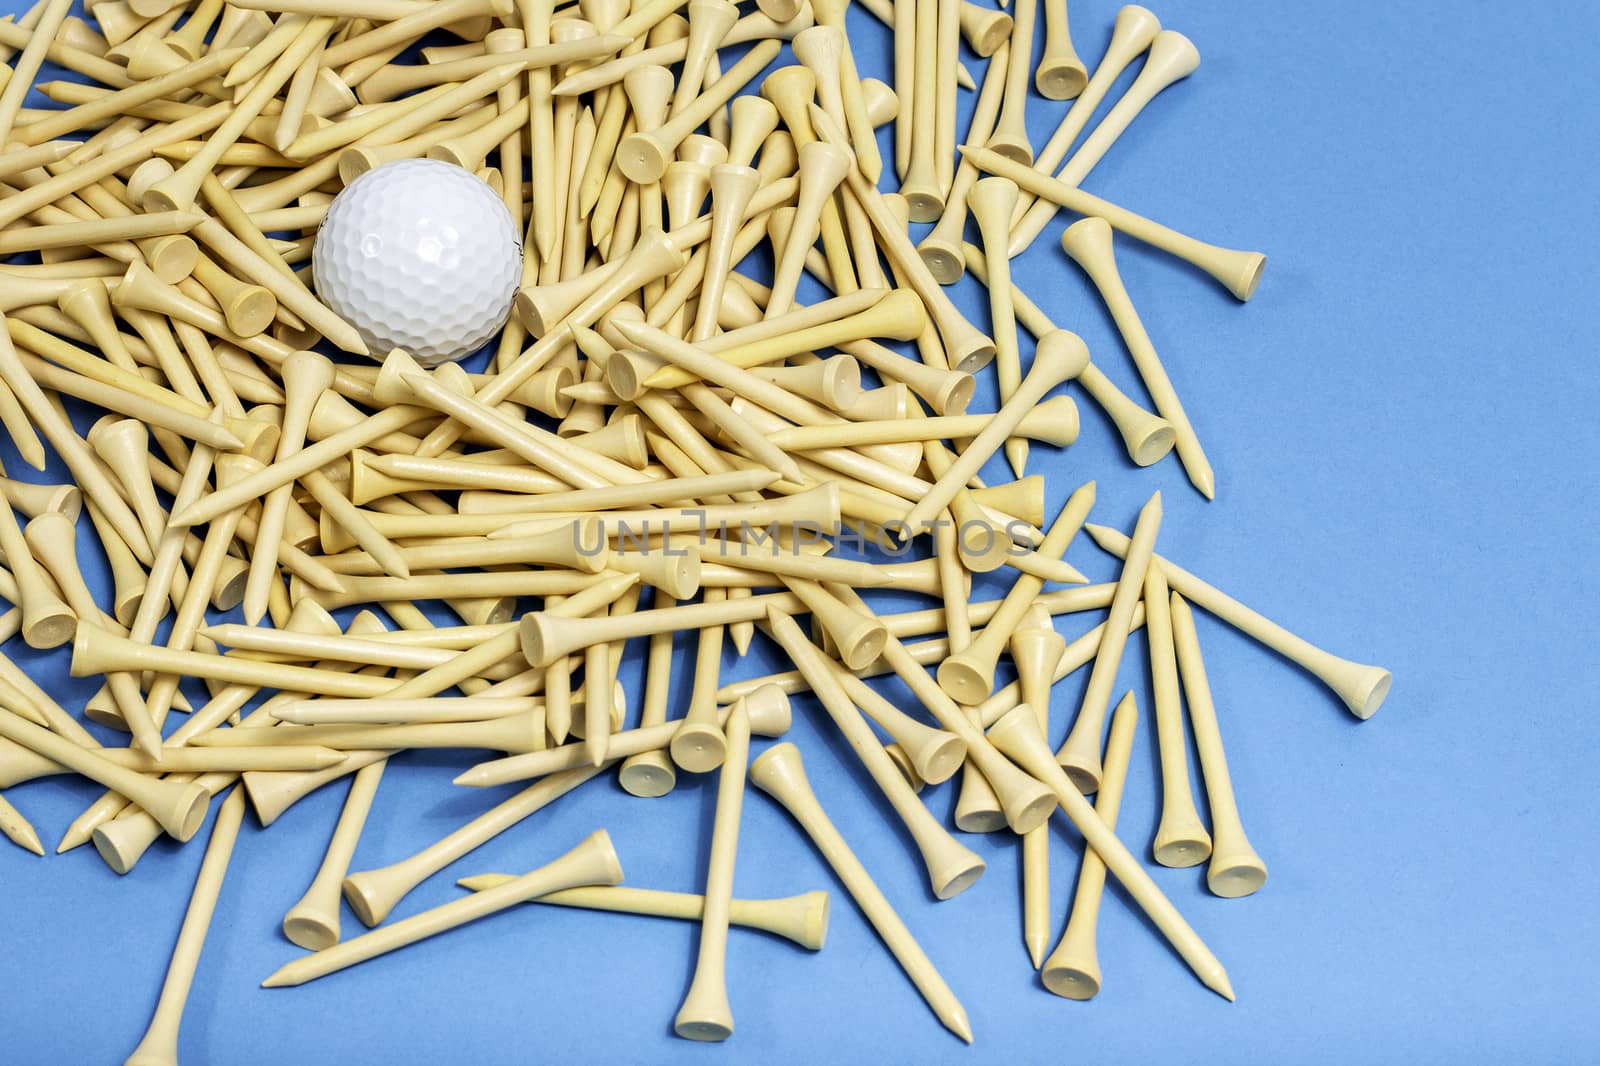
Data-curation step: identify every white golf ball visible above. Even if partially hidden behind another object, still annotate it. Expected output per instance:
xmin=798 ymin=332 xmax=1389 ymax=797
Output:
xmin=313 ymin=159 xmax=522 ymax=366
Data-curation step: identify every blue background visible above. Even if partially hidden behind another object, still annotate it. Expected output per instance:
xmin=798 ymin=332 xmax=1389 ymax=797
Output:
xmin=4 ymin=1 xmax=1599 ymax=1062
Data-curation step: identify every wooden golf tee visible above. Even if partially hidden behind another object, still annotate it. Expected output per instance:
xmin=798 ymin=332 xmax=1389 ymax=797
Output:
xmin=947 ymin=726 xmax=998 ymax=832
xmin=1145 ymin=561 xmax=1212 ymax=866
xmin=748 ymin=355 xmax=862 ymax=412
xmin=11 ymin=44 xmax=244 ymax=143
xmin=1039 ymin=690 xmax=1138 ymax=999
xmin=292 ymin=66 xmax=525 ymax=166
xmin=0 ymin=474 xmax=76 ymax=649
xmin=1084 ymin=524 xmax=1392 ymax=718
xmin=0 ymin=0 xmax=74 ymax=150
xmin=130 ymin=442 xmax=243 ymax=732
xmin=845 ymin=612 xmax=1055 ymax=834
xmin=517 ymin=586 xmax=813 ymax=668
xmin=283 ymin=760 xmax=387 ymax=950
xmin=383 ymin=359 xmax=631 ymax=494
xmin=933 ymin=0 xmax=959 ymax=192
xmin=71 ymin=625 xmax=421 ymax=699
xmin=416 ymin=229 xmax=687 ymax=455
xmin=243 ymin=352 xmax=331 ymax=624
xmin=0 ymin=658 xmax=83 ymax=746
xmin=189 ymin=210 xmax=367 ymax=355
xmin=1056 ymin=490 xmax=1162 ymax=792
xmin=673 ymin=698 xmax=750 ymax=1042
xmin=644 ymin=288 xmax=922 ymax=390
xmin=264 ymin=830 xmax=623 ymax=987
xmin=671 ymin=592 xmax=730 ymax=773
xmin=1012 ymin=604 xmax=1066 ymax=968
xmin=618 ymin=594 xmax=677 ymax=798
xmin=725 ymin=95 xmax=780 ymax=170
xmin=521 ymin=0 xmax=557 ymax=263
xmin=942 ymin=1 xmax=1006 ymax=57
xmin=53 ymin=281 xmax=138 ymax=377
xmin=832 ymin=668 xmax=966 ymax=787
xmin=0 ymin=790 xmax=44 ymax=855
xmin=1064 ymin=216 xmax=1215 ymax=498
xmin=356 ymin=35 xmax=626 ymax=102
xmin=765 ymin=141 xmax=850 ymax=319
xmin=352 ymin=577 xmax=636 ymax=713
xmin=0 ymin=141 xmax=76 ymax=183
xmin=1168 ymin=591 xmax=1268 ymax=897
xmin=984 ymin=705 xmax=1234 ymax=1000
xmin=0 ymin=706 xmax=208 ymax=841
xmin=790 ymin=27 xmax=853 ymax=160
xmin=958 ymin=145 xmax=1267 ymax=301
xmin=5 ymin=343 xmax=240 ymax=456
xmin=899 ymin=0 xmax=940 ymax=218
xmin=453 ymin=881 xmax=830 ymax=950
xmin=1015 ymin=4 xmax=1160 ymax=221
xmin=341 ymin=765 xmax=603 ymax=927
xmin=672 ymin=0 xmax=739 ymax=121
xmin=754 ymin=0 xmax=804 ymax=24
xmin=900 ymin=329 xmax=1090 ymax=533
xmin=689 ymin=163 xmax=762 ymax=342
xmin=985 ymin=0 xmax=1035 ymax=162
xmin=455 ymin=687 xmax=788 ymax=788
xmin=779 ymin=579 xmax=887 ymax=672
xmin=1009 ymin=28 xmax=1201 ymax=255
xmin=936 ymin=479 xmax=1095 ymax=703
xmin=90 ymin=708 xmax=377 ymax=878
xmin=0 ymin=316 xmax=151 ymax=561
xmin=85 ymin=748 xmax=350 ymax=774
xmin=0 ymin=374 xmax=47 ymax=471
xmin=144 ymin=16 xmax=340 ymax=212
xmin=617 ymin=38 xmax=781 ymax=183
xmin=967 ymin=174 xmax=1028 ymax=477
xmin=807 ymin=105 xmax=994 ymax=371
xmin=918 ymin=39 xmax=1008 ymax=283
xmin=583 ymin=600 xmax=616 ymax=768
xmin=54 ymin=597 xmax=339 ymax=855
xmin=124 ymin=787 xmax=247 ymax=1066
xmin=762 ymin=395 xmax=1074 ymax=450
xmin=0 ymin=211 xmax=205 ymax=257
xmin=891 ymin=0 xmax=914 ymax=180
xmin=767 ymin=610 xmax=985 ymax=900
xmin=0 ymin=478 xmax=80 ymax=522
xmin=750 ymin=742 xmax=973 ymax=1044
xmin=616 ymin=61 xmax=673 ymax=287
xmin=272 ymin=697 xmax=542 ymax=725
xmin=959 ymin=242 xmax=1176 ymax=468
xmin=85 ymin=416 xmax=167 ymax=552
xmin=810 ymin=0 xmax=882 ymax=183
xmin=1036 ymin=0 xmax=1086 ymax=99
xmin=483 ymin=27 xmax=526 ymax=227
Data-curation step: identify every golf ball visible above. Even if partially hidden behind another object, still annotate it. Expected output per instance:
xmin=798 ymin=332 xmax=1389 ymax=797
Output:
xmin=313 ymin=159 xmax=522 ymax=366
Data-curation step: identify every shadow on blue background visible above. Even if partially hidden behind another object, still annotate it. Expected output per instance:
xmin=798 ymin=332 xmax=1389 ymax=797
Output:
xmin=2 ymin=1 xmax=1598 ymax=1063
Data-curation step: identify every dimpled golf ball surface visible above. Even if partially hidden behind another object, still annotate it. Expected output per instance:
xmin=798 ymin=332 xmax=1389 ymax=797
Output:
xmin=314 ymin=159 xmax=522 ymax=366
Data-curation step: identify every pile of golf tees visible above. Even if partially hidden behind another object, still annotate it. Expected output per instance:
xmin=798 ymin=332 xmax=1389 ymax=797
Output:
xmin=0 ymin=0 xmax=1393 ymax=1058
